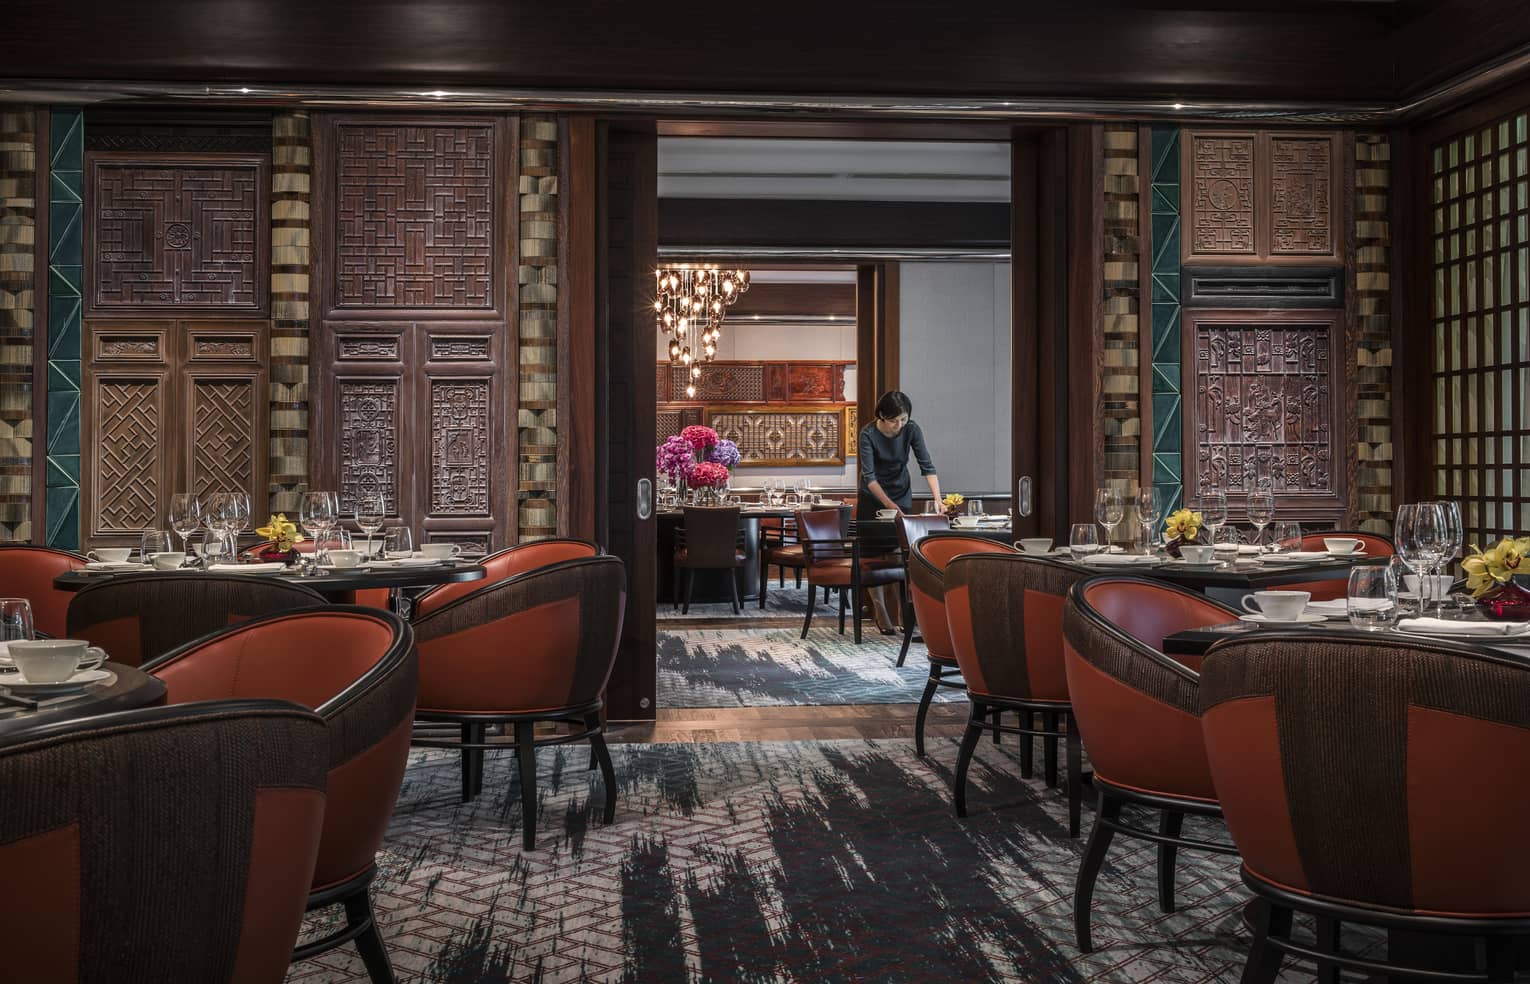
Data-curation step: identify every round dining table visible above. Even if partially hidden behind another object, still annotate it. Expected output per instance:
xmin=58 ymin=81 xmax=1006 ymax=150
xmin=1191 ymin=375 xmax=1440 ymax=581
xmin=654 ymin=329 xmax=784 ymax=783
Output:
xmin=53 ymin=560 xmax=487 ymax=600
xmin=0 ymin=661 xmax=166 ymax=736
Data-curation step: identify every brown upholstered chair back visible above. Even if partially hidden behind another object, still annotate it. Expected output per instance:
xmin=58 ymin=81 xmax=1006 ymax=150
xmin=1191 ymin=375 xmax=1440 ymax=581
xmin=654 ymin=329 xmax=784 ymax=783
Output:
xmin=1075 ymin=575 xmax=1237 ymax=670
xmin=66 ymin=573 xmax=327 ymax=668
xmin=144 ymin=607 xmax=417 ymax=892
xmin=945 ymin=553 xmax=1086 ymax=702
xmin=1062 ymin=577 xmax=1236 ymax=803
xmin=1297 ymin=530 xmax=1395 ymax=557
xmin=412 ymin=555 xmax=626 ymax=716
xmin=0 ymin=700 xmax=328 ymax=984
xmin=896 ymin=514 xmax=950 ymax=554
xmin=0 ymin=544 xmax=86 ymax=638
xmin=1202 ymin=631 xmax=1530 ymax=916
xmin=414 ymin=537 xmax=599 ymax=618
xmin=677 ymin=507 xmax=743 ymax=568
xmin=907 ymin=534 xmax=1017 ymax=659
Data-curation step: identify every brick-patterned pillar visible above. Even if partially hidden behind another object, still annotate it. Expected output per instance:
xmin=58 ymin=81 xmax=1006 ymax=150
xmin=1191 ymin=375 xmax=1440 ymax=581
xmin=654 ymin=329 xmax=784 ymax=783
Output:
xmin=0 ymin=110 xmax=36 ymax=542
xmin=517 ymin=116 xmax=559 ymax=541
xmin=1101 ymin=124 xmax=1144 ymax=521
xmin=269 ymin=112 xmax=311 ymax=516
xmin=1353 ymin=134 xmax=1393 ymax=534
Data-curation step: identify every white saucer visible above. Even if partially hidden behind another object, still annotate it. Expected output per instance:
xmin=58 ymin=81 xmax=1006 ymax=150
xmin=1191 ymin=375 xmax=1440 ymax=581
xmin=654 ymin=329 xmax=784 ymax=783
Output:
xmin=361 ymin=557 xmax=442 ymax=569
xmin=0 ymin=668 xmax=112 ymax=695
xmin=1238 ymin=613 xmax=1327 ymax=625
xmin=1326 ymin=550 xmax=1367 ymax=558
xmin=1167 ymin=560 xmax=1225 ymax=570
xmin=84 ymin=561 xmax=151 ymax=572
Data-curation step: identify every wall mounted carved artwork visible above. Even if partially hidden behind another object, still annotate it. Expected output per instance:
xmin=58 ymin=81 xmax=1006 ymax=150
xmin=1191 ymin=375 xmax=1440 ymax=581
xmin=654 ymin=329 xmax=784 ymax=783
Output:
xmin=86 ymin=154 xmax=269 ymax=314
xmin=1269 ymin=137 xmax=1333 ymax=255
xmin=703 ymin=405 xmax=846 ymax=467
xmin=1182 ymin=309 xmax=1345 ymax=519
xmin=337 ymin=379 xmax=399 ymax=514
xmin=1187 ymin=133 xmax=1256 ymax=256
xmin=189 ymin=378 xmax=256 ymax=498
xmin=93 ymin=377 xmax=165 ymax=534
xmin=431 ymin=380 xmax=491 ymax=515
xmin=656 ymin=360 xmax=848 ymax=404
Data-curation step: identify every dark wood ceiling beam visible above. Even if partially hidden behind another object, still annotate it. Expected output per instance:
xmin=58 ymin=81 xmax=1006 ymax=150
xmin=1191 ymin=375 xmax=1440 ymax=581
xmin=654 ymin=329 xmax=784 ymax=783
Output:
xmin=658 ymin=199 xmax=1011 ymax=252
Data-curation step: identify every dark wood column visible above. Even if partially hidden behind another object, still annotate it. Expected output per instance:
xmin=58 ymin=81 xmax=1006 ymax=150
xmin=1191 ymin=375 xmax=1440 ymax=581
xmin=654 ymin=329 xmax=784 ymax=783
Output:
xmin=854 ymin=263 xmax=899 ymax=440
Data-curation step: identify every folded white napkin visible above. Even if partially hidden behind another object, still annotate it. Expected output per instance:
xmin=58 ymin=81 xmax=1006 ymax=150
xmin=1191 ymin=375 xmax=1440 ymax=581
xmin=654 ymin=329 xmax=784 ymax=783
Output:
xmin=1305 ymin=599 xmax=1351 ymax=615
xmin=1396 ymin=617 xmax=1530 ymax=636
xmin=1268 ymin=551 xmax=1331 ymax=562
xmin=1081 ymin=553 xmax=1161 ymax=566
xmin=85 ymin=561 xmax=149 ymax=571
xmin=207 ymin=562 xmax=288 ymax=574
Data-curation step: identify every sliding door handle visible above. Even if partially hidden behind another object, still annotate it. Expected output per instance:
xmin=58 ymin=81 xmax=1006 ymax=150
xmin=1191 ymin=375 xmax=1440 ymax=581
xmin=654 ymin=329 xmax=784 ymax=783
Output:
xmin=1017 ymin=476 xmax=1033 ymax=518
xmin=637 ymin=478 xmax=653 ymax=520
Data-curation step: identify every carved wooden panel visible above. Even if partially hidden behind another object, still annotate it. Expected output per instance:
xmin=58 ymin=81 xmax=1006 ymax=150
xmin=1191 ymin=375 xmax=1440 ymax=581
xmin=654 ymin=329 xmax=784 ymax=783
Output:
xmin=86 ymin=154 xmax=268 ymax=314
xmin=704 ymin=405 xmax=846 ymax=466
xmin=188 ymin=376 xmax=257 ymax=498
xmin=1268 ymin=137 xmax=1334 ymax=256
xmin=93 ymin=376 xmax=167 ymax=534
xmin=338 ymin=379 xmax=400 ymax=515
xmin=1187 ymin=133 xmax=1256 ymax=257
xmin=669 ymin=364 xmax=764 ymax=402
xmin=94 ymin=330 xmax=165 ymax=361
xmin=430 ymin=336 xmax=492 ymax=361
xmin=1183 ymin=309 xmax=1346 ymax=520
xmin=658 ymin=361 xmax=850 ymax=404
xmin=336 ymin=335 xmax=401 ymax=361
xmin=430 ymin=380 xmax=491 ymax=515
xmin=332 ymin=124 xmax=495 ymax=310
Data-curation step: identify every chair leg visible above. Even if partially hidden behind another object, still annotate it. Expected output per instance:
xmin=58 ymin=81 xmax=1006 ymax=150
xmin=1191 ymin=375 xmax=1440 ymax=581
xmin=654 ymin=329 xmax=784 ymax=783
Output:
xmin=991 ymin=706 xmax=1002 ymax=744
xmin=897 ymin=596 xmax=915 ymax=667
xmin=1315 ymin=916 xmax=1340 ymax=984
xmin=672 ymin=556 xmax=681 ymax=611
xmin=954 ymin=701 xmax=985 ymax=818
xmin=343 ymin=886 xmax=396 ymax=984
xmin=852 ymin=583 xmax=863 ymax=644
xmin=800 ymin=582 xmax=816 ymax=639
xmin=729 ymin=568 xmax=742 ymax=615
xmin=1065 ymin=715 xmax=1083 ymax=838
xmin=514 ymin=721 xmax=538 ymax=851
xmin=823 ymin=584 xmax=830 ymax=603
xmin=1239 ymin=899 xmax=1291 ymax=984
xmin=1019 ymin=710 xmax=1034 ymax=779
xmin=759 ymin=557 xmax=769 ymax=609
xmin=681 ymin=569 xmax=694 ymax=614
xmin=915 ymin=667 xmax=940 ymax=757
xmin=793 ymin=569 xmax=800 ymax=588
xmin=1074 ymin=791 xmax=1122 ymax=953
xmin=586 ymin=712 xmax=617 ymax=824
xmin=1158 ymin=810 xmax=1184 ymax=913
xmin=1485 ymin=936 xmax=1516 ymax=984
xmin=837 ymin=586 xmax=847 ymax=634
xmin=460 ymin=722 xmax=485 ymax=803
xmin=1043 ymin=710 xmax=1059 ymax=787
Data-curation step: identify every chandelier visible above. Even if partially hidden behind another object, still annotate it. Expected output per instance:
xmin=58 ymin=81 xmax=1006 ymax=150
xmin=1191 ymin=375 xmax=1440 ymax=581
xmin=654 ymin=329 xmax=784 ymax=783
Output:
xmin=654 ymin=265 xmax=749 ymax=397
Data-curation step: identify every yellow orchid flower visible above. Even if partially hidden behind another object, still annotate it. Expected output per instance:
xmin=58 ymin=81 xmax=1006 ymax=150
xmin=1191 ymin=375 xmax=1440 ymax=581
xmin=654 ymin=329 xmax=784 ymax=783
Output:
xmin=1162 ymin=507 xmax=1203 ymax=542
xmin=1462 ymin=536 xmax=1530 ymax=597
xmin=254 ymin=513 xmax=305 ymax=550
xmin=942 ymin=493 xmax=965 ymax=509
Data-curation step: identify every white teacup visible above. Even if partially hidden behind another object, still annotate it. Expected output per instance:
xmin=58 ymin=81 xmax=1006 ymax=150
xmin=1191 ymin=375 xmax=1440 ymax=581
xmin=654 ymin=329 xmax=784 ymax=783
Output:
xmin=1240 ymin=590 xmax=1311 ymax=621
xmin=1180 ymin=544 xmax=1216 ymax=564
xmin=875 ymin=509 xmax=898 ymax=520
xmin=1017 ymin=538 xmax=1054 ymax=554
xmin=327 ymin=549 xmax=363 ymax=568
xmin=1405 ymin=574 xmax=1455 ymax=597
xmin=953 ymin=516 xmax=981 ymax=528
xmin=148 ymin=551 xmax=183 ymax=571
xmin=86 ymin=548 xmax=132 ymax=563
xmin=8 ymin=639 xmax=106 ymax=683
xmin=419 ymin=543 xmax=462 ymax=561
xmin=1323 ymin=537 xmax=1362 ymax=555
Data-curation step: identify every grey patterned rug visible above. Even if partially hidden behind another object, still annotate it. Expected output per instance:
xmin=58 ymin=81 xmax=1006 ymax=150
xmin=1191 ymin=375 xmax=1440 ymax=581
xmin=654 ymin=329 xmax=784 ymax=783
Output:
xmin=657 ymin=585 xmax=831 ymax=624
xmin=288 ymin=738 xmax=1357 ymax=983
xmin=657 ymin=626 xmax=955 ymax=707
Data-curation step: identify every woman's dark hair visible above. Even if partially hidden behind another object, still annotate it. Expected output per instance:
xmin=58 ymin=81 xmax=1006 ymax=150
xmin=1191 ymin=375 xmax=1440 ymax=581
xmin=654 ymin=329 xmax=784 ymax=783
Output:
xmin=874 ymin=390 xmax=913 ymax=420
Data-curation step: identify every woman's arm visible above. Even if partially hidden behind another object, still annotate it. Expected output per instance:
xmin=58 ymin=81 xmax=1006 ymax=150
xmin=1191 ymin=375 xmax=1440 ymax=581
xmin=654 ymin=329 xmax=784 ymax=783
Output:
xmin=865 ymin=480 xmax=901 ymax=512
xmin=925 ymin=474 xmax=942 ymax=505
xmin=910 ymin=422 xmax=940 ymax=504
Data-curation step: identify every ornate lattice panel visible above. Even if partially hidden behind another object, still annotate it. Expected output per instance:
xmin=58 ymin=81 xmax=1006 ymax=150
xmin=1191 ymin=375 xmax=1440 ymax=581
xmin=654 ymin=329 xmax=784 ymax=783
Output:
xmin=1186 ymin=134 xmax=1256 ymax=257
xmin=93 ymin=378 xmax=163 ymax=533
xmin=189 ymin=378 xmax=256 ymax=499
xmin=333 ymin=124 xmax=495 ymax=309
xmin=431 ymin=380 xmax=491 ymax=515
xmin=705 ymin=407 xmax=845 ymax=466
xmin=1185 ymin=312 xmax=1344 ymax=516
xmin=668 ymin=364 xmax=764 ymax=402
xmin=338 ymin=380 xmax=399 ymax=514
xmin=1270 ymin=137 xmax=1334 ymax=256
xmin=88 ymin=156 xmax=267 ymax=312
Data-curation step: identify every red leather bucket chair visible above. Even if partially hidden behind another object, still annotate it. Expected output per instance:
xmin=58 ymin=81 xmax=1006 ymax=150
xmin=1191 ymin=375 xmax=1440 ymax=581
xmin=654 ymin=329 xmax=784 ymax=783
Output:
xmin=144 ymin=607 xmax=417 ymax=983
xmin=895 ymin=514 xmax=952 ymax=666
xmin=412 ymin=537 xmax=599 ymax=620
xmin=0 ymin=543 xmax=86 ymax=638
xmin=1278 ymin=530 xmax=1397 ymax=600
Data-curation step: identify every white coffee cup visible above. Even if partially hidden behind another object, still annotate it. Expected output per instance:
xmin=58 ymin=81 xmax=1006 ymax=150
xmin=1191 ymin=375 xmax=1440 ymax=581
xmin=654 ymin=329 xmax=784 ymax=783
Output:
xmin=875 ymin=509 xmax=897 ymax=520
xmin=953 ymin=516 xmax=980 ymax=528
xmin=327 ymin=549 xmax=363 ymax=568
xmin=1180 ymin=544 xmax=1216 ymax=564
xmin=1018 ymin=538 xmax=1054 ymax=554
xmin=1323 ymin=537 xmax=1362 ymax=555
xmin=420 ymin=543 xmax=462 ymax=561
xmin=149 ymin=552 xmax=183 ymax=571
xmin=1405 ymin=574 xmax=1454 ymax=597
xmin=86 ymin=548 xmax=132 ymax=563
xmin=8 ymin=639 xmax=106 ymax=683
xmin=1240 ymin=590 xmax=1311 ymax=621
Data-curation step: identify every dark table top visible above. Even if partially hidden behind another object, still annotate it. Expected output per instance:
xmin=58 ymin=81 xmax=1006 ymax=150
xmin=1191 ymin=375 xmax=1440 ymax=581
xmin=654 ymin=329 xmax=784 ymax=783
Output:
xmin=0 ymin=661 xmax=166 ymax=735
xmin=55 ymin=561 xmax=486 ymax=596
xmin=1164 ymin=617 xmax=1530 ymax=658
xmin=1049 ymin=552 xmax=1384 ymax=590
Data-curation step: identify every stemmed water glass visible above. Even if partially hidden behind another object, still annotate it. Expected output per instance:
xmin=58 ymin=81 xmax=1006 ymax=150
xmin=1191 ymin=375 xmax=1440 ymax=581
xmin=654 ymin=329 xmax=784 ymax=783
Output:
xmin=1397 ymin=502 xmax=1449 ymax=613
xmin=1246 ymin=486 xmax=1276 ymax=550
xmin=300 ymin=491 xmax=339 ymax=567
xmin=168 ymin=493 xmax=201 ymax=563
xmin=1430 ymin=500 xmax=1464 ymax=615
xmin=1093 ymin=489 xmax=1123 ymax=549
xmin=226 ymin=492 xmax=250 ymax=554
xmin=355 ymin=493 xmax=386 ymax=560
xmin=202 ymin=494 xmax=235 ymax=564
xmin=1136 ymin=487 xmax=1163 ymax=554
xmin=1200 ymin=490 xmax=1228 ymax=546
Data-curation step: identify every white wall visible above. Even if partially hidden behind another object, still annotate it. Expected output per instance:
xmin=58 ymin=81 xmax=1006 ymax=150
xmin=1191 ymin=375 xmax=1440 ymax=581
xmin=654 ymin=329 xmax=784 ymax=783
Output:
xmin=897 ymin=262 xmax=1012 ymax=496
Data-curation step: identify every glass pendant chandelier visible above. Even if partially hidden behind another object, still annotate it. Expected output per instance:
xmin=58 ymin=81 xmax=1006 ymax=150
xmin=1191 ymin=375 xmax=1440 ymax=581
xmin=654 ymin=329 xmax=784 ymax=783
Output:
xmin=654 ymin=264 xmax=749 ymax=397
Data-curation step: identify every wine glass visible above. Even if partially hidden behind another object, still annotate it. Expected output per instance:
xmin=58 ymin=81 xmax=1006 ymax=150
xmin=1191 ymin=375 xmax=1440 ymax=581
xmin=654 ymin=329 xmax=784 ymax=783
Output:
xmin=168 ymin=493 xmax=201 ymax=561
xmin=300 ymin=491 xmax=339 ymax=566
xmin=1093 ymin=489 xmax=1124 ymax=549
xmin=1397 ymin=502 xmax=1448 ymax=612
xmin=1069 ymin=523 xmax=1101 ymax=560
xmin=226 ymin=492 xmax=251 ymax=553
xmin=355 ymin=493 xmax=386 ymax=559
xmin=1246 ymin=487 xmax=1276 ymax=550
xmin=1136 ymin=487 xmax=1164 ymax=554
xmin=1431 ymin=500 xmax=1464 ymax=615
xmin=1200 ymin=490 xmax=1228 ymax=546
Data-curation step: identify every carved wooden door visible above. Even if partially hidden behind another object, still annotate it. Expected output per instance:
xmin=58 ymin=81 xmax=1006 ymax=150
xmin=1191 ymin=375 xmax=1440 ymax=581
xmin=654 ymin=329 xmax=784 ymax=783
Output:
xmin=82 ymin=320 xmax=270 ymax=548
xmin=310 ymin=117 xmax=515 ymax=552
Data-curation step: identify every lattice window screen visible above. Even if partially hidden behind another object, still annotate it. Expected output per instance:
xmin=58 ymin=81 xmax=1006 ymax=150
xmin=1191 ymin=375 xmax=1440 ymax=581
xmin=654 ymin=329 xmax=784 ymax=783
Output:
xmin=1430 ymin=110 xmax=1530 ymax=545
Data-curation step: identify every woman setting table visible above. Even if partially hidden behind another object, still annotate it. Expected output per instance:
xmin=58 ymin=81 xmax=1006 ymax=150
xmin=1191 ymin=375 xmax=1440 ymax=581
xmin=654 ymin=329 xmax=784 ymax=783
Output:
xmin=857 ymin=390 xmax=943 ymax=520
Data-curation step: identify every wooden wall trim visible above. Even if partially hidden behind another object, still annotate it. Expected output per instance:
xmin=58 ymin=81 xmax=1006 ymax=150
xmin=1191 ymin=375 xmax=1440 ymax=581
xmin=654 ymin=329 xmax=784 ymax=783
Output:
xmin=855 ymin=263 xmax=876 ymax=435
xmin=1340 ymin=129 xmax=1359 ymax=527
xmin=1391 ymin=125 xmax=1426 ymax=505
xmin=558 ymin=116 xmax=597 ymax=542
xmin=1010 ymin=131 xmax=1039 ymax=537
xmin=1067 ymin=123 xmax=1103 ymax=528
xmin=879 ymin=262 xmax=899 ymax=396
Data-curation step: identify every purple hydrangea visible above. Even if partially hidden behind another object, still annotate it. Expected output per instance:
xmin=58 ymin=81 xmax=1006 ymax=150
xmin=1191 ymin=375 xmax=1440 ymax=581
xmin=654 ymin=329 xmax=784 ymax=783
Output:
xmin=706 ymin=438 xmax=741 ymax=469
xmin=656 ymin=435 xmax=696 ymax=482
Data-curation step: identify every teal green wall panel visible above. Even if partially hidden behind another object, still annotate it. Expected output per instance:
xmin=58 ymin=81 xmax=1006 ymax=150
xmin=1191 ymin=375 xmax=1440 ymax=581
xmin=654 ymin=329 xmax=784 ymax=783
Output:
xmin=46 ymin=109 xmax=82 ymax=551
xmin=1149 ymin=125 xmax=1183 ymax=516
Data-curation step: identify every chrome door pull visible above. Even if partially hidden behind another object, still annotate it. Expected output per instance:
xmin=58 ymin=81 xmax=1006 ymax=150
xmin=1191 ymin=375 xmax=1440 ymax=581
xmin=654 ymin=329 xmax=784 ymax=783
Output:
xmin=1017 ymin=476 xmax=1033 ymax=517
xmin=637 ymin=478 xmax=653 ymax=520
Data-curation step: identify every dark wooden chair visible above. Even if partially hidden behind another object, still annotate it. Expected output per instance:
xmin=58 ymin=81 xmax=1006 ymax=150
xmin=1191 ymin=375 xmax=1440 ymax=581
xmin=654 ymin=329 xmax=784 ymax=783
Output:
xmin=1061 ymin=575 xmax=1241 ymax=951
xmin=0 ymin=543 xmax=86 ymax=638
xmin=797 ymin=508 xmax=905 ymax=643
xmin=759 ymin=514 xmax=806 ymax=607
xmin=895 ymin=514 xmax=952 ymax=666
xmin=674 ymin=506 xmax=746 ymax=614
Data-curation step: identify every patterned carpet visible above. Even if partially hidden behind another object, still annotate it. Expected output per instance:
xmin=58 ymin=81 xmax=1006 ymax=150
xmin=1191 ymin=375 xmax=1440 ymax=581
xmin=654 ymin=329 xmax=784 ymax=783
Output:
xmin=656 ymin=626 xmax=956 ymax=707
xmin=287 ymin=738 xmax=1360 ymax=984
xmin=656 ymin=585 xmax=857 ymax=625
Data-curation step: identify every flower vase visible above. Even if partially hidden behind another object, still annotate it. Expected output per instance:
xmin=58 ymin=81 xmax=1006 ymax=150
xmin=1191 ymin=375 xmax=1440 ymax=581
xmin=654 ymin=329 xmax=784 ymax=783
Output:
xmin=258 ymin=545 xmax=300 ymax=566
xmin=1164 ymin=534 xmax=1205 ymax=559
xmin=1477 ymin=575 xmax=1530 ymax=620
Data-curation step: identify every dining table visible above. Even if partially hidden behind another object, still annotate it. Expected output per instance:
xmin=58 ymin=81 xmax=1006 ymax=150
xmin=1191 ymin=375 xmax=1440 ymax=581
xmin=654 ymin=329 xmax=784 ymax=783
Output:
xmin=657 ymin=502 xmax=853 ymax=604
xmin=0 ymin=661 xmax=166 ymax=736
xmin=1041 ymin=549 xmax=1386 ymax=607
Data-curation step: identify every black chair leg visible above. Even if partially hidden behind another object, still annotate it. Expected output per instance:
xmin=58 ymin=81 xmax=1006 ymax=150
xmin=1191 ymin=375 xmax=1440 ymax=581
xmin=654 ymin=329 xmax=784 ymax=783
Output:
xmin=990 ymin=706 xmax=1002 ymax=744
xmin=1239 ymin=899 xmax=1291 ymax=984
xmin=729 ymin=568 xmax=742 ymax=615
xmin=837 ymin=586 xmax=847 ymax=635
xmin=1065 ymin=716 xmax=1082 ymax=838
xmin=1315 ymin=916 xmax=1340 ymax=984
xmin=1485 ymin=936 xmax=1516 ymax=984
xmin=1075 ymin=790 xmax=1121 ymax=953
xmin=344 ymin=887 xmax=396 ymax=984
xmin=1019 ymin=711 xmax=1034 ymax=779
xmin=914 ymin=668 xmax=940 ymax=757
xmin=823 ymin=584 xmax=830 ymax=603
xmin=793 ymin=569 xmax=801 ymax=588
xmin=954 ymin=701 xmax=985 ymax=817
xmin=460 ymin=722 xmax=485 ymax=803
xmin=1043 ymin=710 xmax=1059 ymax=787
xmin=852 ymin=584 xmax=863 ymax=644
xmin=1158 ymin=810 xmax=1184 ymax=913
xmin=514 ymin=721 xmax=538 ymax=851
xmin=586 ymin=712 xmax=617 ymax=824
xmin=681 ymin=570 xmax=694 ymax=614
xmin=897 ymin=616 xmax=916 ymax=667
xmin=760 ymin=558 xmax=769 ymax=609
xmin=800 ymin=583 xmax=816 ymax=639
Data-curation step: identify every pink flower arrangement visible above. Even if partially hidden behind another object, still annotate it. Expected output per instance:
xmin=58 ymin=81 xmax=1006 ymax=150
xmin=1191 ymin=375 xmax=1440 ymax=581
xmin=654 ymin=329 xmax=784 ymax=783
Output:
xmin=681 ymin=425 xmax=719 ymax=452
xmin=690 ymin=461 xmax=731 ymax=488
xmin=656 ymin=435 xmax=696 ymax=482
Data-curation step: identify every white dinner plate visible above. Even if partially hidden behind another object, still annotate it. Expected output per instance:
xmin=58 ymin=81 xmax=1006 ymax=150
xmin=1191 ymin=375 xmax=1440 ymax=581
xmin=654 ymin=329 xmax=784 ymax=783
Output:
xmin=1166 ymin=559 xmax=1225 ymax=570
xmin=1326 ymin=550 xmax=1367 ymax=558
xmin=361 ymin=558 xmax=443 ymax=569
xmin=1239 ymin=613 xmax=1327 ymax=625
xmin=0 ymin=667 xmax=112 ymax=696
